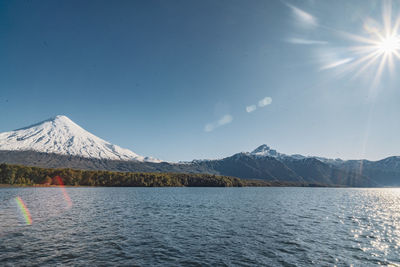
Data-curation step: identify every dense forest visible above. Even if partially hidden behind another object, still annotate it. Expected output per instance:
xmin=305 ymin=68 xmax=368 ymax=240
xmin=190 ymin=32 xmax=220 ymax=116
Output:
xmin=0 ymin=163 xmax=308 ymax=187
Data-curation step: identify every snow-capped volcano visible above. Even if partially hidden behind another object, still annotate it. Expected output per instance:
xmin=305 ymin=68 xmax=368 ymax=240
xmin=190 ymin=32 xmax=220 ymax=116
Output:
xmin=0 ymin=115 xmax=160 ymax=162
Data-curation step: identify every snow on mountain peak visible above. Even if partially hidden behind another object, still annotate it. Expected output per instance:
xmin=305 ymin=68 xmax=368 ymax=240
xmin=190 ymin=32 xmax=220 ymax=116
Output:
xmin=0 ymin=115 xmax=161 ymax=162
xmin=250 ymin=144 xmax=285 ymax=158
xmin=251 ymin=144 xmax=271 ymax=153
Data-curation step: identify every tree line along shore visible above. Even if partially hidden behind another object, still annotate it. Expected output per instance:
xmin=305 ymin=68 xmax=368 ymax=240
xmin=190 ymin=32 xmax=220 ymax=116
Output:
xmin=0 ymin=163 xmax=325 ymax=187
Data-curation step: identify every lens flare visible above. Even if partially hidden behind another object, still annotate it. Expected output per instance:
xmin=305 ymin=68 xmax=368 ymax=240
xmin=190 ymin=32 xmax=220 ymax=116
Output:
xmin=54 ymin=176 xmax=73 ymax=208
xmin=15 ymin=197 xmax=33 ymax=225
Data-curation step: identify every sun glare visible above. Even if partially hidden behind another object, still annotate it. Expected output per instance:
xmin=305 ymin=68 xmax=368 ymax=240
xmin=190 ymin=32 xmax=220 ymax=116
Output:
xmin=377 ymin=35 xmax=400 ymax=54
xmin=325 ymin=1 xmax=400 ymax=86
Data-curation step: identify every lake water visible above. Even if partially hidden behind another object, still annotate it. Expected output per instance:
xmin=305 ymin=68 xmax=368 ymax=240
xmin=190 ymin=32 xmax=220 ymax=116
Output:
xmin=0 ymin=187 xmax=399 ymax=266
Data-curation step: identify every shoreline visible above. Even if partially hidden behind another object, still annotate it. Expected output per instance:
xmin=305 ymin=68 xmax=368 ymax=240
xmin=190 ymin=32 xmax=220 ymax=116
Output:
xmin=0 ymin=184 xmax=92 ymax=188
xmin=0 ymin=184 xmax=344 ymax=188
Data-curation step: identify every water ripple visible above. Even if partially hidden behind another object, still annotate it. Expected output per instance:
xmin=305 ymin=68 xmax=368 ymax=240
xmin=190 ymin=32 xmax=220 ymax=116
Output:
xmin=1 ymin=187 xmax=400 ymax=266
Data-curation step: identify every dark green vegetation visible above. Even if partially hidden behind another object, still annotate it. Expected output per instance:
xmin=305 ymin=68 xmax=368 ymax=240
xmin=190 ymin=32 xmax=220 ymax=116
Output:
xmin=0 ymin=163 xmax=312 ymax=187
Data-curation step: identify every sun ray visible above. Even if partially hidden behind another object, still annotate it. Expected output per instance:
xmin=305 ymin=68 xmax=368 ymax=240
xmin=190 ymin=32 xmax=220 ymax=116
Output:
xmin=388 ymin=53 xmax=395 ymax=75
xmin=339 ymin=50 xmax=381 ymax=77
xmin=393 ymin=50 xmax=400 ymax=59
xmin=383 ymin=0 xmax=392 ymax=37
xmin=337 ymin=31 xmax=382 ymax=45
xmin=375 ymin=53 xmax=388 ymax=83
xmin=392 ymin=16 xmax=400 ymax=33
xmin=330 ymin=1 xmax=400 ymax=85
xmin=353 ymin=53 xmax=382 ymax=79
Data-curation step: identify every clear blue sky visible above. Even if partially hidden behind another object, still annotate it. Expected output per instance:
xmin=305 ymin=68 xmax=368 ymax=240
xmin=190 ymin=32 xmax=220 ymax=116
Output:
xmin=1 ymin=0 xmax=400 ymax=161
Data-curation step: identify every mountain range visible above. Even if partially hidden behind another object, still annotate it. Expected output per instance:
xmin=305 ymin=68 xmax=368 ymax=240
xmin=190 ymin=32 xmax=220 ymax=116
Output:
xmin=1 ymin=115 xmax=399 ymax=187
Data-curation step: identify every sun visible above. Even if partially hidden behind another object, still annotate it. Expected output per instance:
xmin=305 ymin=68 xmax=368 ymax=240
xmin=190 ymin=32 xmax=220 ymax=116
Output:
xmin=337 ymin=1 xmax=400 ymax=86
xmin=377 ymin=35 xmax=400 ymax=54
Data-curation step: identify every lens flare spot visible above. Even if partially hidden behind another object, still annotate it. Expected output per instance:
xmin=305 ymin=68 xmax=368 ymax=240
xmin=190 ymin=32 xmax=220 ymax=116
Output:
xmin=54 ymin=176 xmax=73 ymax=208
xmin=15 ymin=197 xmax=33 ymax=225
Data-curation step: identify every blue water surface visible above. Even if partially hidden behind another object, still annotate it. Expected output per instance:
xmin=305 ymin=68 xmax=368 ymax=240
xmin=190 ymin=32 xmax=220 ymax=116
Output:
xmin=1 ymin=187 xmax=399 ymax=266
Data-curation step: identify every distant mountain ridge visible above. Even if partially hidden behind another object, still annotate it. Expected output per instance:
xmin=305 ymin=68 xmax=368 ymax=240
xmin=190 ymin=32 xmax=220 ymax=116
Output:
xmin=0 ymin=116 xmax=399 ymax=187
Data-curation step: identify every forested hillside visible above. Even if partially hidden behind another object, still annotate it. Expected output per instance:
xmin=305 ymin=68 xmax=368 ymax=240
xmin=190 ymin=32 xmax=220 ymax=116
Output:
xmin=0 ymin=163 xmax=304 ymax=187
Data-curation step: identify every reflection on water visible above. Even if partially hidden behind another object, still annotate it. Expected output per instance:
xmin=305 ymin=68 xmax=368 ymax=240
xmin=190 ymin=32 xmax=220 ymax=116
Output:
xmin=1 ymin=187 xmax=400 ymax=266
